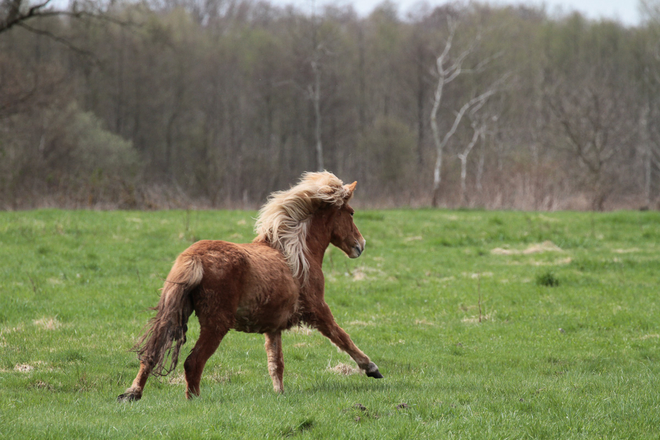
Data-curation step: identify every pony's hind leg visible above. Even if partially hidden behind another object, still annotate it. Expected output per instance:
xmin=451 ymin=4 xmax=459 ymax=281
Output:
xmin=117 ymin=361 xmax=152 ymax=402
xmin=183 ymin=326 xmax=227 ymax=399
xmin=264 ymin=331 xmax=284 ymax=393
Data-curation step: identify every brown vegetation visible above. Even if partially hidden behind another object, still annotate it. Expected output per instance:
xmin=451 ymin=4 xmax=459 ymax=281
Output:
xmin=1 ymin=0 xmax=660 ymax=210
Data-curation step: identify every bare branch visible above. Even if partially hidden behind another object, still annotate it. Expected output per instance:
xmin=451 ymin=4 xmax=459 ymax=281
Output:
xmin=1 ymin=0 xmax=53 ymax=33
xmin=436 ymin=16 xmax=456 ymax=67
xmin=16 ymin=22 xmax=99 ymax=61
xmin=441 ymin=89 xmax=495 ymax=147
xmin=2 ymin=0 xmax=132 ymax=35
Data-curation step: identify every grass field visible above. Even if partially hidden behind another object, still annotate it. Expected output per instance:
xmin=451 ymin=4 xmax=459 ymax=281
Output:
xmin=1 ymin=209 xmax=659 ymax=439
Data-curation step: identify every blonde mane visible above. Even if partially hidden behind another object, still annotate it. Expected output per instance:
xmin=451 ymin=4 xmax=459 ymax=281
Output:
xmin=254 ymin=171 xmax=351 ymax=282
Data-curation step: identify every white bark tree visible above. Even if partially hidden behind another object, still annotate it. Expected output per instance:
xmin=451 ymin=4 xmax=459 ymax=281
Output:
xmin=429 ymin=18 xmax=500 ymax=207
xmin=458 ymin=101 xmax=489 ymax=205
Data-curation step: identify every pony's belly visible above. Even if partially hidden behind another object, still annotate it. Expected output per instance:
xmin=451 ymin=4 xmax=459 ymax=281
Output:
xmin=209 ymin=239 xmax=301 ymax=334
xmin=233 ymin=295 xmax=300 ymax=333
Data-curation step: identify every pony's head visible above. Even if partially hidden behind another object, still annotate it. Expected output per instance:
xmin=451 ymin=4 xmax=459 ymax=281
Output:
xmin=254 ymin=171 xmax=365 ymax=281
xmin=325 ymin=180 xmax=366 ymax=259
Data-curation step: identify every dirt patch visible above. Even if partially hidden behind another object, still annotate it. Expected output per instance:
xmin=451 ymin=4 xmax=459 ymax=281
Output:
xmin=14 ymin=364 xmax=34 ymax=372
xmin=352 ymin=268 xmax=367 ymax=281
xmin=351 ymin=266 xmax=387 ymax=281
xmin=491 ymin=241 xmax=562 ymax=255
xmin=348 ymin=320 xmax=374 ymax=327
xmin=613 ymin=248 xmax=640 ymax=254
xmin=463 ymin=272 xmax=493 ymax=279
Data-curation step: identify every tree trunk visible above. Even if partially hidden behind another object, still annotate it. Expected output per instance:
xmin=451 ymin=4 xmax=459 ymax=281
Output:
xmin=641 ymin=103 xmax=652 ymax=208
xmin=458 ymin=125 xmax=481 ymax=205
xmin=311 ymin=61 xmax=323 ymax=171
xmin=429 ymin=69 xmax=445 ymax=207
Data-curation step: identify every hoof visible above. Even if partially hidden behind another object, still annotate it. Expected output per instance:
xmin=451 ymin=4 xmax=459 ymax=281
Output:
xmin=365 ymin=362 xmax=384 ymax=379
xmin=117 ymin=392 xmax=141 ymax=402
xmin=366 ymin=369 xmax=384 ymax=379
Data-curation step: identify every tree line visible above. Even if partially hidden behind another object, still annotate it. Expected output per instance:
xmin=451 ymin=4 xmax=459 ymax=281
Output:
xmin=2 ymin=0 xmax=660 ymax=210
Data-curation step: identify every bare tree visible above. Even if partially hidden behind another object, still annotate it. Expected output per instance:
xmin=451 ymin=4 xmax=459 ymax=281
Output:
xmin=309 ymin=56 xmax=324 ymax=171
xmin=637 ymin=3 xmax=660 ymax=208
xmin=457 ymin=100 xmax=490 ymax=205
xmin=306 ymin=2 xmax=327 ymax=172
xmin=547 ymin=73 xmax=637 ymax=210
xmin=429 ymin=18 xmax=501 ymax=207
xmin=638 ymin=92 xmax=660 ymax=209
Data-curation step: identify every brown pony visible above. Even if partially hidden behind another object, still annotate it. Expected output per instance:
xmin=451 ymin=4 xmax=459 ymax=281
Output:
xmin=118 ymin=171 xmax=382 ymax=401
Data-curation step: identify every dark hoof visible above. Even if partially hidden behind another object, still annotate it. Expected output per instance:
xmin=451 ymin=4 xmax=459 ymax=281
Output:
xmin=366 ymin=369 xmax=384 ymax=379
xmin=117 ymin=392 xmax=141 ymax=402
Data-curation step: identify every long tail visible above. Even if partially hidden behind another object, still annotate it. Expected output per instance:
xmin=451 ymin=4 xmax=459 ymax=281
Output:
xmin=132 ymin=252 xmax=204 ymax=376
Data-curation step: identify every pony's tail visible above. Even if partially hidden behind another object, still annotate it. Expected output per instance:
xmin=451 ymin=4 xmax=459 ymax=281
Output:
xmin=132 ymin=252 xmax=204 ymax=377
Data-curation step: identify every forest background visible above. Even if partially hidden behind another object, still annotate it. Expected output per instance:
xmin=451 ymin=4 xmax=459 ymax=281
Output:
xmin=3 ymin=0 xmax=660 ymax=211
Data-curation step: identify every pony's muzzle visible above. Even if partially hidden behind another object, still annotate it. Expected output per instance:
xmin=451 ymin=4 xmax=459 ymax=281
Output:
xmin=351 ymin=238 xmax=366 ymax=258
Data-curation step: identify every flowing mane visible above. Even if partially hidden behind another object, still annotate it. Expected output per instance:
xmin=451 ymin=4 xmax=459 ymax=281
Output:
xmin=254 ymin=171 xmax=351 ymax=281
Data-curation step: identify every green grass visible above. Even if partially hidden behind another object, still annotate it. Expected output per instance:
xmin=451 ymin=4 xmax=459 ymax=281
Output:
xmin=1 ymin=209 xmax=659 ymax=439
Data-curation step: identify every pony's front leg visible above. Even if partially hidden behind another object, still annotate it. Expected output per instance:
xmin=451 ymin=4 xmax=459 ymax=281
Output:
xmin=310 ymin=303 xmax=383 ymax=379
xmin=264 ymin=331 xmax=284 ymax=393
xmin=117 ymin=361 xmax=152 ymax=402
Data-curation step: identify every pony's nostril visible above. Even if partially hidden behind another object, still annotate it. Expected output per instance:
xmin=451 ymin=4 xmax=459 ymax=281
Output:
xmin=354 ymin=244 xmax=362 ymax=256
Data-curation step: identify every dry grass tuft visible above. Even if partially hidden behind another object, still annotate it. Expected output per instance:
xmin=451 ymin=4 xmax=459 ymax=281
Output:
xmin=289 ymin=325 xmax=314 ymax=335
xmin=327 ymin=362 xmax=361 ymax=376
xmin=462 ymin=314 xmax=492 ymax=324
xmin=33 ymin=317 xmax=62 ymax=330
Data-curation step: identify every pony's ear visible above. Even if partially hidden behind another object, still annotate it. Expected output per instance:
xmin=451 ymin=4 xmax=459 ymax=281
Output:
xmin=344 ymin=181 xmax=357 ymax=200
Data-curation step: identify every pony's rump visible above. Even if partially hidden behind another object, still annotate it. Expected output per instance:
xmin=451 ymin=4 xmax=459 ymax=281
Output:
xmin=132 ymin=252 xmax=203 ymax=376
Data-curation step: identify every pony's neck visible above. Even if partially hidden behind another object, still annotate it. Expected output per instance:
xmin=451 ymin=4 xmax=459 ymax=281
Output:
xmin=305 ymin=211 xmax=333 ymax=269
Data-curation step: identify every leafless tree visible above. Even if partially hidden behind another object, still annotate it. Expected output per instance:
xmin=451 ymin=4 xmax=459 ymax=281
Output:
xmin=429 ymin=17 xmax=501 ymax=206
xmin=637 ymin=3 xmax=660 ymax=208
xmin=309 ymin=56 xmax=324 ymax=171
xmin=457 ymin=101 xmax=490 ymax=205
xmin=305 ymin=2 xmax=328 ymax=172
xmin=547 ymin=72 xmax=637 ymax=210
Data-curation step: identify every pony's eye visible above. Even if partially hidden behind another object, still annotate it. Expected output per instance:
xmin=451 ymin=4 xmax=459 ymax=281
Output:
xmin=350 ymin=211 xmax=354 ymax=217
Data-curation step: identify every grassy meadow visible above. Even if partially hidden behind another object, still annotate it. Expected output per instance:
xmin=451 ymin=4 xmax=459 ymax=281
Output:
xmin=0 ymin=208 xmax=659 ymax=439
